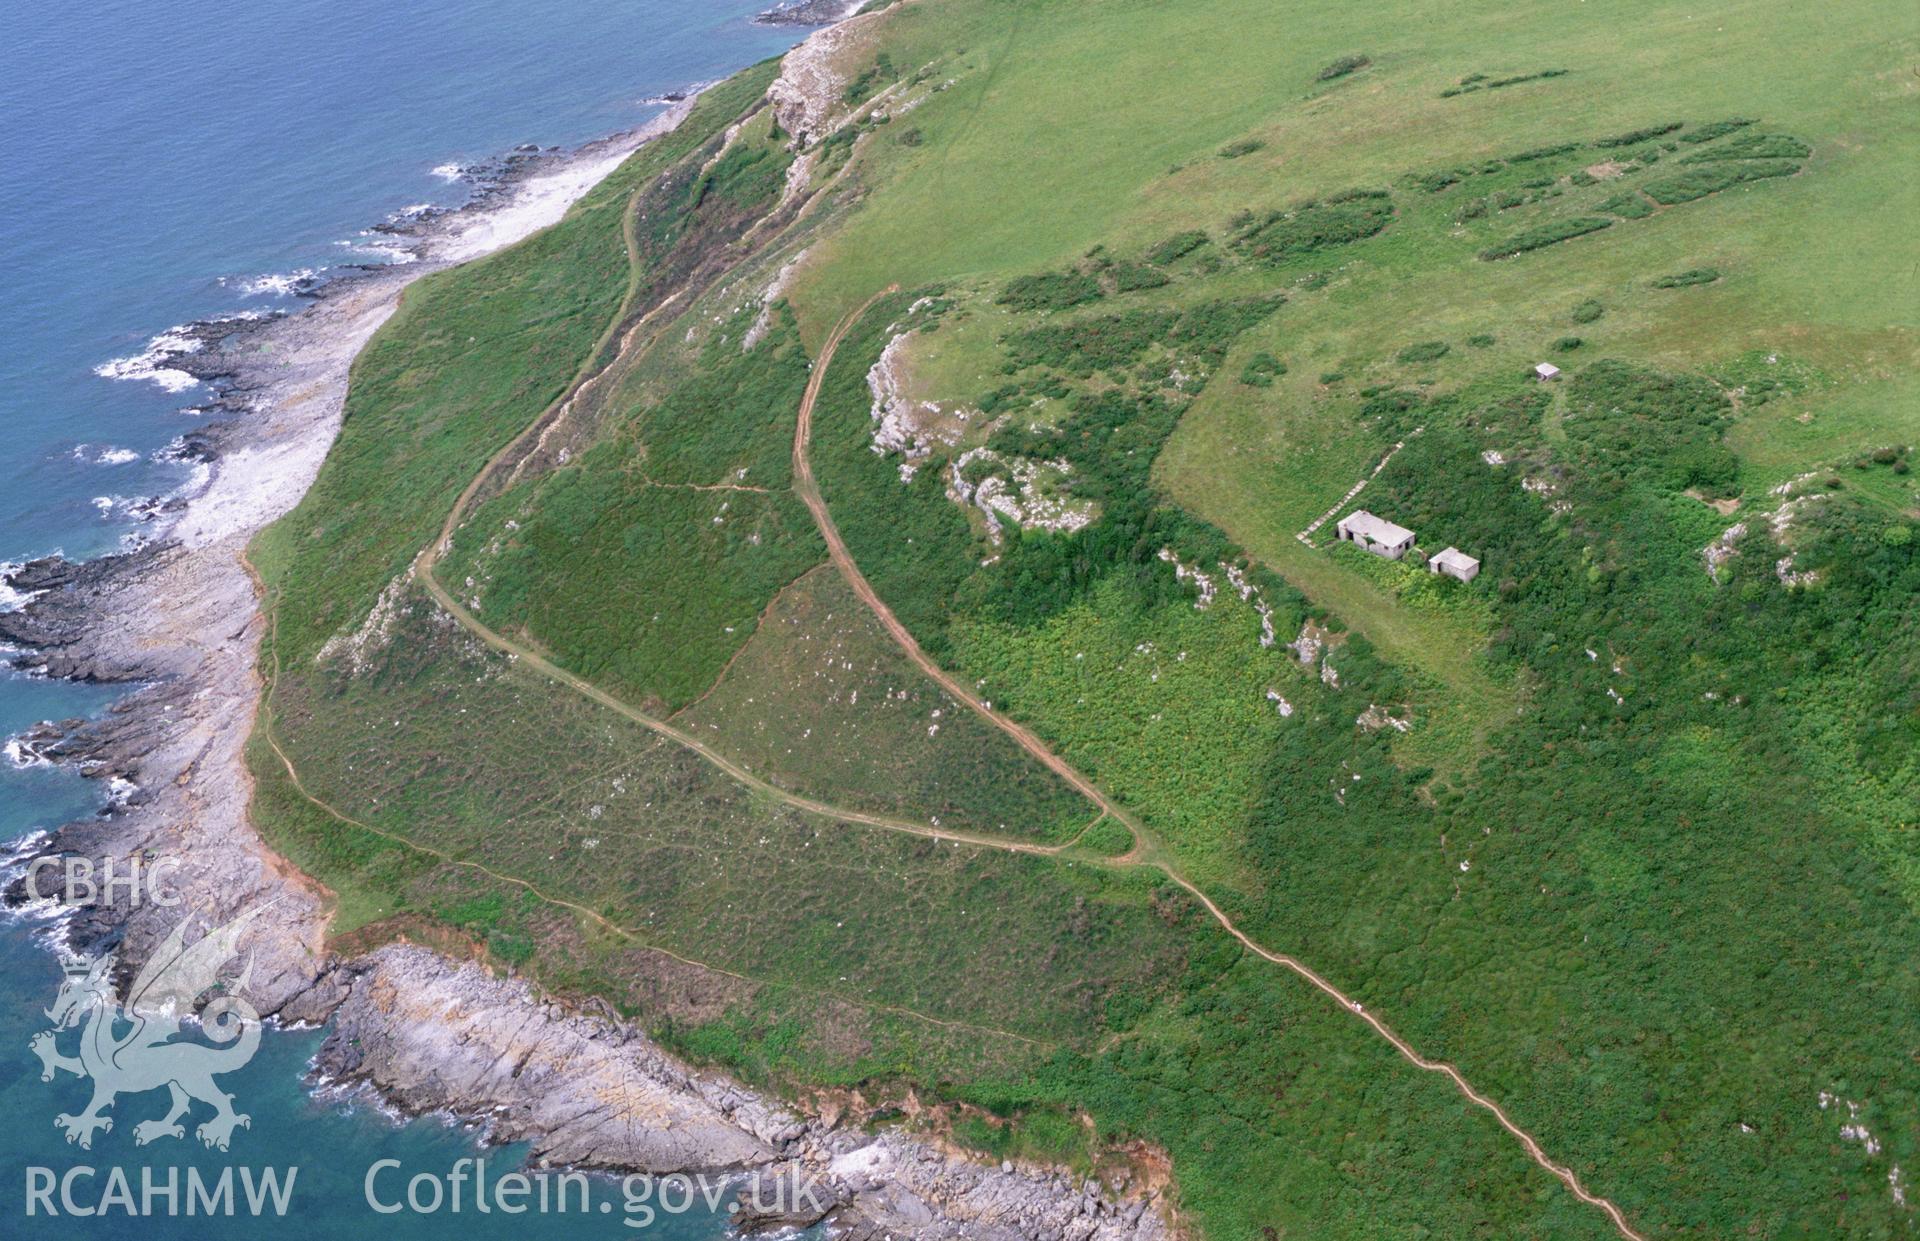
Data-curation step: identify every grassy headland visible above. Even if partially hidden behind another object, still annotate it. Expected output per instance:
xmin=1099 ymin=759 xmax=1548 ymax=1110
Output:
xmin=251 ymin=2 xmax=1919 ymax=1237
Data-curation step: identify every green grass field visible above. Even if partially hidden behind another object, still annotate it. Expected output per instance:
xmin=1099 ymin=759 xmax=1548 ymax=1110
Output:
xmin=249 ymin=0 xmax=1919 ymax=1236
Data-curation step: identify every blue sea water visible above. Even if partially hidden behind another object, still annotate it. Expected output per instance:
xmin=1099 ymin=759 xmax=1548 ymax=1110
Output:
xmin=0 ymin=2 xmax=819 ymax=1234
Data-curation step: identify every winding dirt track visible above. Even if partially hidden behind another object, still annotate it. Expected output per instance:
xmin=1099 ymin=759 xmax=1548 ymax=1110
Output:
xmin=789 ymin=295 xmax=1649 ymax=1241
xmin=789 ymin=288 xmax=1146 ymax=842
xmin=254 ymin=689 xmax=1049 ymax=1049
xmin=413 ymin=543 xmax=1076 ymax=861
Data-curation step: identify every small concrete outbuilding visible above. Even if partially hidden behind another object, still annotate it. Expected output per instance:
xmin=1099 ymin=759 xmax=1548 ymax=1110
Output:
xmin=1534 ymin=362 xmax=1561 ymax=382
xmin=1335 ymin=510 xmax=1416 ymax=560
xmin=1428 ymin=546 xmax=1481 ymax=582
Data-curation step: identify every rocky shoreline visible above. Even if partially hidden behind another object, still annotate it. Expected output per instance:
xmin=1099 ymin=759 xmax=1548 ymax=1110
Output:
xmin=754 ymin=0 xmax=871 ymax=27
xmin=0 ymin=29 xmax=1169 ymax=1241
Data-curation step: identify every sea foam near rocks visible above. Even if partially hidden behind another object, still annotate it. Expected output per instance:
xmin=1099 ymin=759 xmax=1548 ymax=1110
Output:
xmin=93 ymin=326 xmax=204 ymax=393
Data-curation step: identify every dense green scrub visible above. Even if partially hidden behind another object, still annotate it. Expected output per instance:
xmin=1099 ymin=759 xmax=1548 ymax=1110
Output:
xmin=1251 ymin=371 xmax=1920 ymax=1237
xmin=443 ymin=306 xmax=825 ymax=710
xmin=953 ymin=582 xmax=1306 ymax=891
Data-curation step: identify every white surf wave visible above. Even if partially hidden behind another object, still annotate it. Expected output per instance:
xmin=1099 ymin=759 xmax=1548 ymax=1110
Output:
xmin=72 ymin=444 xmax=142 ymax=466
xmin=0 ymin=560 xmax=46 ymax=614
xmin=336 ymin=234 xmax=420 ymax=266
xmin=232 ymin=268 xmax=320 ymax=298
xmin=3 ymin=738 xmax=50 ymax=771
xmin=93 ymin=327 xmax=203 ymax=393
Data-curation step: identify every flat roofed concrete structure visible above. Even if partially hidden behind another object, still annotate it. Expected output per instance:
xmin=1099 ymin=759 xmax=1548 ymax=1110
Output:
xmin=1335 ymin=509 xmax=1416 ymax=560
xmin=1429 ymin=546 xmax=1481 ymax=582
xmin=1534 ymin=362 xmax=1561 ymax=381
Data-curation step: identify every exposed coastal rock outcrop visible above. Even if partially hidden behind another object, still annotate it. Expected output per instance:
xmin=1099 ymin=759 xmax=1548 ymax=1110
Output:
xmin=756 ymin=0 xmax=867 ymax=27
xmin=315 ymin=946 xmax=783 ymax=1172
xmin=767 ymin=9 xmax=886 ymax=143
xmin=319 ymin=947 xmax=1168 ymax=1239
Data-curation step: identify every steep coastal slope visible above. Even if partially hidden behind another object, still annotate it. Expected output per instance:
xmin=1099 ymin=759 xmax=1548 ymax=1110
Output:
xmin=45 ymin=0 xmax=1914 ymax=1238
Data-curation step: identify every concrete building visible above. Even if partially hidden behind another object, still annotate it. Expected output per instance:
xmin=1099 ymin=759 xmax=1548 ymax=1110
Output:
xmin=1534 ymin=362 xmax=1561 ymax=382
xmin=1428 ymin=546 xmax=1481 ymax=582
xmin=1335 ymin=510 xmax=1416 ymax=560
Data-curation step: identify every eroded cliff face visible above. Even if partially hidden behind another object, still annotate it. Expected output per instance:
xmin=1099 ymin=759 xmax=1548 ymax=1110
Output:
xmin=317 ymin=946 xmax=1170 ymax=1240
xmin=766 ymin=9 xmax=885 ymax=144
xmin=314 ymin=946 xmax=785 ymax=1171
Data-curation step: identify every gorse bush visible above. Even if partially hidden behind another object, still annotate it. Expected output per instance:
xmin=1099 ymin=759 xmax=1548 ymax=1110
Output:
xmin=1144 ymin=230 xmax=1209 ymax=265
xmin=1571 ymin=299 xmax=1605 ymax=324
xmin=1218 ymin=137 xmax=1266 ymax=159
xmin=1643 ymin=159 xmax=1799 ymax=205
xmin=1110 ymin=262 xmax=1170 ymax=292
xmin=1709 ymin=349 xmax=1824 ymax=408
xmin=1652 ymin=267 xmax=1721 ymax=287
xmin=1396 ymin=340 xmax=1451 ymax=364
xmin=1407 ymin=168 xmax=1466 ymax=193
xmin=1478 ymin=215 xmax=1612 ymax=260
xmin=1488 ymin=68 xmax=1568 ymax=88
xmin=841 ymin=52 xmax=896 ymax=105
xmin=1239 ymin=352 xmax=1288 ymax=386
xmin=1855 ymin=444 xmax=1912 ymax=471
xmin=1680 ymin=132 xmax=1811 ymax=162
xmin=977 ymin=372 xmax=1070 ymax=415
xmin=1231 ymin=190 xmax=1394 ymax=264
xmin=693 ymin=141 xmax=791 ymax=211
xmin=1680 ymin=117 xmax=1759 ymax=144
xmin=1315 ymin=53 xmax=1371 ymax=81
xmin=997 ymin=270 xmax=1105 ymax=311
xmin=1447 ymin=67 xmax=1569 ymax=95
xmin=1506 ymin=141 xmax=1581 ymax=163
xmin=1593 ymin=121 xmax=1684 ymax=148
xmin=1563 ymin=358 xmax=1737 ymax=491
xmin=1003 ymin=296 xmax=1285 ymax=377
xmin=1597 ymin=191 xmax=1655 ymax=219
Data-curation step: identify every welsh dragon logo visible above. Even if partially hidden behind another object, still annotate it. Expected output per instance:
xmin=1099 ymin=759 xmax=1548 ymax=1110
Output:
xmin=30 ymin=903 xmax=271 ymax=1151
